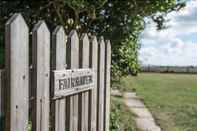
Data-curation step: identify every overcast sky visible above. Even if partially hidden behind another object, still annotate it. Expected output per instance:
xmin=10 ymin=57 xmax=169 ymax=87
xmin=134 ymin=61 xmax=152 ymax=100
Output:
xmin=139 ymin=0 xmax=197 ymax=66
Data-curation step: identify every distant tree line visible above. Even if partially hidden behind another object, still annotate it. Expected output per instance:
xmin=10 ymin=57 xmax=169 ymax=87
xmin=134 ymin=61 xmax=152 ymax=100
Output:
xmin=141 ymin=65 xmax=197 ymax=73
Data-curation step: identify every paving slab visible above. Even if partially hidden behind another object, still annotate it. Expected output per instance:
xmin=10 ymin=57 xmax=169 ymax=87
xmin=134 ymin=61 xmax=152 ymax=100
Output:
xmin=123 ymin=92 xmax=138 ymax=99
xmin=130 ymin=107 xmax=154 ymax=119
xmin=136 ymin=118 xmax=161 ymax=131
xmin=123 ymin=91 xmax=162 ymax=131
xmin=124 ymin=98 xmax=145 ymax=108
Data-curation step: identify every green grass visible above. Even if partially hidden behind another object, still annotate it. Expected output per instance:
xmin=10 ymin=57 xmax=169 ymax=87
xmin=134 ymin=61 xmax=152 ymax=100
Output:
xmin=110 ymin=96 xmax=138 ymax=131
xmin=117 ymin=73 xmax=197 ymax=131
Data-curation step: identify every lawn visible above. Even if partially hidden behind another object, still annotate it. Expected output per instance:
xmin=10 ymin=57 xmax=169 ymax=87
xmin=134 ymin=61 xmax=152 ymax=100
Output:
xmin=116 ymin=73 xmax=197 ymax=131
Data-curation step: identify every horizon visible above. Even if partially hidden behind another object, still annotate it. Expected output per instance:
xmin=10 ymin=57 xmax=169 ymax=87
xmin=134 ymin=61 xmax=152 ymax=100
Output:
xmin=140 ymin=64 xmax=197 ymax=67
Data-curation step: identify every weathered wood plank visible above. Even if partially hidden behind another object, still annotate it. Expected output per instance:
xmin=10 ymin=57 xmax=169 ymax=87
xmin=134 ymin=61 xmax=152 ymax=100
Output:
xmin=53 ymin=69 xmax=93 ymax=98
xmin=5 ymin=13 xmax=29 ymax=131
xmin=51 ymin=26 xmax=67 ymax=131
xmin=32 ymin=21 xmax=50 ymax=131
xmin=79 ymin=33 xmax=90 ymax=131
xmin=97 ymin=37 xmax=105 ymax=131
xmin=89 ymin=36 xmax=98 ymax=131
xmin=104 ymin=40 xmax=111 ymax=131
xmin=66 ymin=30 xmax=79 ymax=131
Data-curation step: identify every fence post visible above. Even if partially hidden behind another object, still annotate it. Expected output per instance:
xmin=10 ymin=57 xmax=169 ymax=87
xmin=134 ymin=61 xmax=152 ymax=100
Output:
xmin=32 ymin=21 xmax=50 ymax=131
xmin=104 ymin=40 xmax=111 ymax=131
xmin=66 ymin=30 xmax=79 ymax=131
xmin=79 ymin=33 xmax=90 ymax=131
xmin=89 ymin=36 xmax=98 ymax=131
xmin=5 ymin=13 xmax=29 ymax=131
xmin=97 ymin=37 xmax=105 ymax=131
xmin=51 ymin=26 xmax=67 ymax=131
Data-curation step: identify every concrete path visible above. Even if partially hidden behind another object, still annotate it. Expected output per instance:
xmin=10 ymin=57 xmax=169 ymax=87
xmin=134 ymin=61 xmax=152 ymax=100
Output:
xmin=111 ymin=90 xmax=161 ymax=131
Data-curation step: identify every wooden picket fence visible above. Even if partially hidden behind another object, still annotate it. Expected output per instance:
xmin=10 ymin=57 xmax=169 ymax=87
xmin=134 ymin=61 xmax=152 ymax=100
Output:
xmin=0 ymin=13 xmax=111 ymax=131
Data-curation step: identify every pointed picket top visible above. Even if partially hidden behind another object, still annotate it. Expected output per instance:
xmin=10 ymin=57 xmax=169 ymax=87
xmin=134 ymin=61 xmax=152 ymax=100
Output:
xmin=80 ymin=33 xmax=90 ymax=68
xmin=52 ymin=26 xmax=67 ymax=49
xmin=99 ymin=36 xmax=105 ymax=45
xmin=68 ymin=30 xmax=79 ymax=46
xmin=105 ymin=40 xmax=111 ymax=45
xmin=32 ymin=20 xmax=49 ymax=35
xmin=80 ymin=33 xmax=90 ymax=67
xmin=53 ymin=26 xmax=66 ymax=38
xmin=68 ymin=29 xmax=79 ymax=68
xmin=99 ymin=36 xmax=105 ymax=50
xmin=80 ymin=33 xmax=89 ymax=43
xmin=91 ymin=36 xmax=98 ymax=45
xmin=52 ymin=26 xmax=67 ymax=44
xmin=68 ymin=30 xmax=79 ymax=54
xmin=90 ymin=35 xmax=98 ymax=69
xmin=52 ymin=26 xmax=67 ymax=69
xmin=69 ymin=30 xmax=79 ymax=41
xmin=6 ymin=13 xmax=28 ymax=33
xmin=6 ymin=13 xmax=27 ymax=26
xmin=105 ymin=40 xmax=111 ymax=50
xmin=6 ymin=13 xmax=18 ymax=25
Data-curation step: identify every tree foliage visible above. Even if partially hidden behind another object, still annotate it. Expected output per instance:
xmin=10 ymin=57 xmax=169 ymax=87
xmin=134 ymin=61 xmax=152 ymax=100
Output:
xmin=0 ymin=0 xmax=185 ymax=78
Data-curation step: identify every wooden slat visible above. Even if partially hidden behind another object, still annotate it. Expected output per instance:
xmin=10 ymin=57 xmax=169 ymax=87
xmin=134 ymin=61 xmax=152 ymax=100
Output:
xmin=51 ymin=26 xmax=67 ymax=131
xmin=97 ymin=37 xmax=105 ymax=131
xmin=32 ymin=21 xmax=50 ymax=131
xmin=5 ymin=13 xmax=29 ymax=131
xmin=89 ymin=36 xmax=98 ymax=131
xmin=79 ymin=33 xmax=90 ymax=131
xmin=66 ymin=30 xmax=79 ymax=131
xmin=104 ymin=40 xmax=111 ymax=131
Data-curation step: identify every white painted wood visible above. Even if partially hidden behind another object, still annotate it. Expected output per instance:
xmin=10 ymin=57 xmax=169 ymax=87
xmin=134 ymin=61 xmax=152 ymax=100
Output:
xmin=32 ymin=21 xmax=50 ymax=131
xmin=5 ymin=13 xmax=29 ymax=131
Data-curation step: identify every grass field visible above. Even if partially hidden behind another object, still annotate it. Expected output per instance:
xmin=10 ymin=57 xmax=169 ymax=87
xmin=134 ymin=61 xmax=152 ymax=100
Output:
xmin=110 ymin=96 xmax=138 ymax=131
xmin=116 ymin=73 xmax=197 ymax=131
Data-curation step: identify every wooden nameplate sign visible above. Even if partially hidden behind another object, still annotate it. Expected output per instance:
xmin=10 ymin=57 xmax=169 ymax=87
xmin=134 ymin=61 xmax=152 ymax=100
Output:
xmin=53 ymin=68 xmax=94 ymax=99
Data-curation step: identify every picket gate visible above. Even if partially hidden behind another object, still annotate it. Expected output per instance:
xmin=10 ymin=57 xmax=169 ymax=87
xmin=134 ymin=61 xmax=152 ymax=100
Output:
xmin=0 ymin=13 xmax=111 ymax=131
